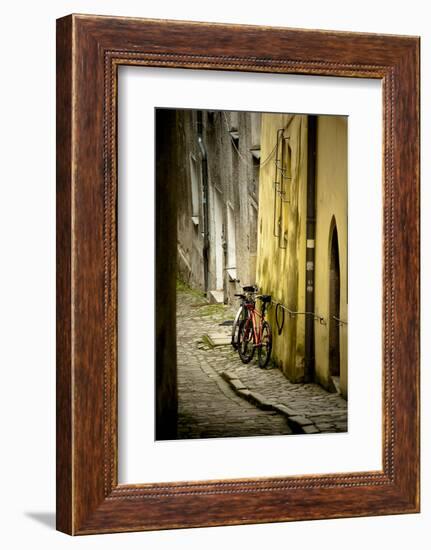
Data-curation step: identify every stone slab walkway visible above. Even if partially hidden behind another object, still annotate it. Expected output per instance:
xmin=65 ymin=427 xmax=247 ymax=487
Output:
xmin=176 ymin=285 xmax=347 ymax=439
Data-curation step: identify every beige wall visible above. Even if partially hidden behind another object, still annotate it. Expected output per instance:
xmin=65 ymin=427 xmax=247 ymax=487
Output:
xmin=314 ymin=116 xmax=348 ymax=397
xmin=256 ymin=114 xmax=348 ymax=397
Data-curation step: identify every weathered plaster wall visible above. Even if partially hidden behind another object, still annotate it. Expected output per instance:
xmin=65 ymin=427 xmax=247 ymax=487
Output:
xmin=175 ymin=110 xmax=206 ymax=290
xmin=256 ymin=114 xmax=308 ymax=382
xmin=257 ymin=114 xmax=347 ymax=395
xmin=314 ymin=116 xmax=348 ymax=397
xmin=174 ymin=109 xmax=261 ymax=304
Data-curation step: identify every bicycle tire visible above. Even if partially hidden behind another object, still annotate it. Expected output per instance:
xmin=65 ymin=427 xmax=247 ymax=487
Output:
xmin=231 ymin=306 xmax=244 ymax=350
xmin=258 ymin=320 xmax=272 ymax=368
xmin=238 ymin=319 xmax=255 ymax=363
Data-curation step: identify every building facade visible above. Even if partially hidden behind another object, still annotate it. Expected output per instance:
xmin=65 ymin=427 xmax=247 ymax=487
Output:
xmin=174 ymin=109 xmax=262 ymax=304
xmin=256 ymin=114 xmax=348 ymax=398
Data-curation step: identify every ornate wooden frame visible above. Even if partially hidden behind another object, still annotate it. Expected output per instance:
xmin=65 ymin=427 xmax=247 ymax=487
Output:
xmin=56 ymin=14 xmax=420 ymax=535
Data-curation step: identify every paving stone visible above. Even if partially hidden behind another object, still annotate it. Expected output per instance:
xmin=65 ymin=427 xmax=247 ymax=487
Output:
xmin=247 ymin=392 xmax=275 ymax=410
xmin=273 ymin=404 xmax=297 ymax=417
xmin=204 ymin=332 xmax=231 ymax=347
xmin=288 ymin=415 xmax=314 ymax=427
xmin=220 ymin=371 xmax=234 ymax=382
xmin=315 ymin=422 xmax=334 ymax=431
xmin=230 ymin=379 xmax=247 ymax=391
xmin=302 ymin=425 xmax=321 ymax=434
xmin=237 ymin=389 xmax=252 ymax=400
xmin=334 ymin=423 xmax=348 ymax=432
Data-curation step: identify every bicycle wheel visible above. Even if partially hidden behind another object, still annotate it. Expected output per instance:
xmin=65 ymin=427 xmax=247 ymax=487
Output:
xmin=258 ymin=320 xmax=272 ymax=368
xmin=238 ymin=319 xmax=255 ymax=363
xmin=231 ymin=306 xmax=244 ymax=350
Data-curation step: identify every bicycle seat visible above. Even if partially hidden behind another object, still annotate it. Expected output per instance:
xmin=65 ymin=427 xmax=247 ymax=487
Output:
xmin=258 ymin=294 xmax=271 ymax=303
xmin=243 ymin=285 xmax=257 ymax=292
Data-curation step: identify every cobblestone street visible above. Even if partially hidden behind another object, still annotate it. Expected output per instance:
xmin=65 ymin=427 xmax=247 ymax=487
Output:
xmin=177 ymin=285 xmax=347 ymax=439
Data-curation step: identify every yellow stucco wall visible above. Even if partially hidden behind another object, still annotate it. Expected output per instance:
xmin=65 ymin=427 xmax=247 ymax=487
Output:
xmin=256 ymin=114 xmax=348 ymax=397
xmin=314 ymin=116 xmax=348 ymax=397
xmin=256 ymin=114 xmax=308 ymax=382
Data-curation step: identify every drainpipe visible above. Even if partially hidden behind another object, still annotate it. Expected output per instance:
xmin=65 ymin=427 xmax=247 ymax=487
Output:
xmin=304 ymin=115 xmax=317 ymax=382
xmin=197 ymin=111 xmax=210 ymax=293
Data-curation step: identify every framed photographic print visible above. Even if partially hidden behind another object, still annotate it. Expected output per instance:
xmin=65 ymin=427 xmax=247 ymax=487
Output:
xmin=56 ymin=14 xmax=420 ymax=535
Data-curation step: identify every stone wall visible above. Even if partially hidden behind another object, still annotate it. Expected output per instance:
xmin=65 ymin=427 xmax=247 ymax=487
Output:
xmin=172 ymin=108 xmax=262 ymax=304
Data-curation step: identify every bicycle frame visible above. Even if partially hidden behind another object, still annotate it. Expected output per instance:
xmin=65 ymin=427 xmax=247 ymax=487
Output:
xmin=244 ymin=302 xmax=266 ymax=347
xmin=232 ymin=287 xmax=259 ymax=348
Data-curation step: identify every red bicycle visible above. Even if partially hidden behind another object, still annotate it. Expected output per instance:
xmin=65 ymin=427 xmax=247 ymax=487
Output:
xmin=238 ymin=294 xmax=272 ymax=368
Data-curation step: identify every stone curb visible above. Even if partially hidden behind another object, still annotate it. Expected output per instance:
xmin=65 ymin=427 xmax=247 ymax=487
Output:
xmin=221 ymin=370 xmax=321 ymax=435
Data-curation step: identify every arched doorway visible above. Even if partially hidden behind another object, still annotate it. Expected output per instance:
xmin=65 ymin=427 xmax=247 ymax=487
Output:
xmin=329 ymin=221 xmax=341 ymax=384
